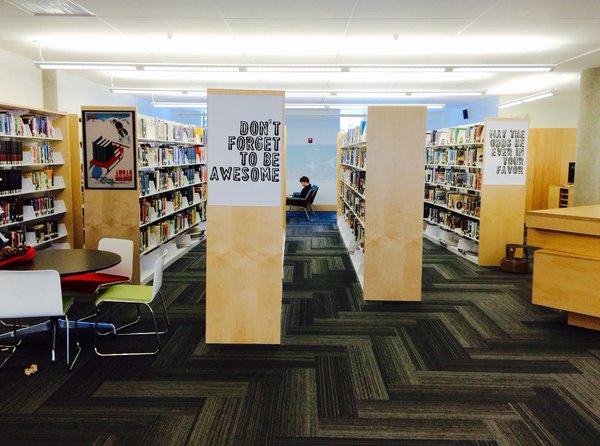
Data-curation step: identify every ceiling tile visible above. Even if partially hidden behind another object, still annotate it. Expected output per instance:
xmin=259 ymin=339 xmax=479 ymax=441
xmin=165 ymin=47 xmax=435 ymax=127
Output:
xmin=353 ymin=0 xmax=495 ymax=19
xmin=484 ymin=0 xmax=600 ymax=19
xmin=214 ymin=0 xmax=353 ymax=19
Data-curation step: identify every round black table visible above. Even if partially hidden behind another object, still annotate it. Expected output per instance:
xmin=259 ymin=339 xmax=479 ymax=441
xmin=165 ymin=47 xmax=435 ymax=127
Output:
xmin=2 ymin=248 xmax=121 ymax=276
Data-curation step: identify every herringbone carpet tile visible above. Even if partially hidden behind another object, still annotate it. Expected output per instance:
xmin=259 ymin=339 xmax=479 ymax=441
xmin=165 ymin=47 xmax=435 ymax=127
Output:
xmin=1 ymin=211 xmax=600 ymax=445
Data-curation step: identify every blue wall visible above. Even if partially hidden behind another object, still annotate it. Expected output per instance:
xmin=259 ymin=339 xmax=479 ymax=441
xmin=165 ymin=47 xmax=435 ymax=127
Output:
xmin=286 ymin=109 xmax=340 ymax=205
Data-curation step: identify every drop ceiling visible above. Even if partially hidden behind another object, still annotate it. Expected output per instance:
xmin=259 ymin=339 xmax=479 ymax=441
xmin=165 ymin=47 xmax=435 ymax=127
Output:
xmin=1 ymin=0 xmax=599 ymax=107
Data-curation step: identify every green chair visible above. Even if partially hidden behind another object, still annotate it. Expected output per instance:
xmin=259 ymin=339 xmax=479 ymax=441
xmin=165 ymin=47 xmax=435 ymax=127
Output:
xmin=94 ymin=251 xmax=169 ymax=356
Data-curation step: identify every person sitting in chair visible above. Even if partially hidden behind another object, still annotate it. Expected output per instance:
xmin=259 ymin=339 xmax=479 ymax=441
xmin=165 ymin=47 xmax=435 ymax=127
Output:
xmin=288 ymin=176 xmax=312 ymax=199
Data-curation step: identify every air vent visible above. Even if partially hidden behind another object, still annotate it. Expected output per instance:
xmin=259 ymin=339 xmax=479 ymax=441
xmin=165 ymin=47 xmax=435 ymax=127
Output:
xmin=3 ymin=0 xmax=94 ymax=16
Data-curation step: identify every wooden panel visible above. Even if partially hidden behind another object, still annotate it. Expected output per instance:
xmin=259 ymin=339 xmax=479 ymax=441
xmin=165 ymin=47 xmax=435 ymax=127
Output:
xmin=84 ymin=188 xmax=141 ymax=283
xmin=547 ymin=185 xmax=560 ymax=209
xmin=532 ymin=249 xmax=600 ymax=318
xmin=206 ymin=89 xmax=285 ymax=344
xmin=206 ymin=205 xmax=283 ymax=344
xmin=67 ymin=114 xmax=84 ymax=248
xmin=363 ymin=106 xmax=426 ymax=301
xmin=478 ymin=185 xmax=525 ymax=266
xmin=51 ymin=114 xmax=73 ymax=248
xmin=80 ymin=106 xmax=140 ymax=283
xmin=526 ymin=128 xmax=576 ymax=211
xmin=527 ymin=228 xmax=600 ymax=257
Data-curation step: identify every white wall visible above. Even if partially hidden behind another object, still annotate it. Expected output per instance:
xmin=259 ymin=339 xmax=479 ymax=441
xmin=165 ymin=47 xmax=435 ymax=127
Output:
xmin=0 ymin=48 xmax=43 ymax=108
xmin=499 ymin=94 xmax=580 ymax=128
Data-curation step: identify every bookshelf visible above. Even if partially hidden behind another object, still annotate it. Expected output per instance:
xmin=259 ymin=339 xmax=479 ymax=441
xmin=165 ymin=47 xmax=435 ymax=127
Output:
xmin=423 ymin=120 xmax=528 ymax=266
xmin=337 ymin=106 xmax=426 ymax=301
xmin=83 ymin=108 xmax=206 ymax=284
xmin=548 ymin=184 xmax=574 ymax=208
xmin=0 ymin=103 xmax=73 ymax=249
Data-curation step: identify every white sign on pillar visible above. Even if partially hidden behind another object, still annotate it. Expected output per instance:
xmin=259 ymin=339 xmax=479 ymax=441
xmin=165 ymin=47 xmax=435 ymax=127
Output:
xmin=483 ymin=119 xmax=529 ymax=186
xmin=208 ymin=92 xmax=284 ymax=206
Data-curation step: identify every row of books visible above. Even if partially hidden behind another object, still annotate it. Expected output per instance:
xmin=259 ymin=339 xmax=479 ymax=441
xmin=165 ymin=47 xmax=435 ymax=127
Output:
xmin=139 ymin=144 xmax=205 ymax=167
xmin=140 ymin=166 xmax=199 ymax=196
xmin=0 ymin=196 xmax=23 ymax=225
xmin=425 ymin=146 xmax=483 ymax=166
xmin=340 ymin=168 xmax=366 ymax=195
xmin=30 ymin=220 xmax=59 ymax=243
xmin=341 ymin=185 xmax=365 ymax=221
xmin=195 ymin=183 xmax=208 ymax=201
xmin=426 ymin=124 xmax=485 ymax=146
xmin=139 ymin=204 xmax=205 ymax=252
xmin=2 ymin=227 xmax=26 ymax=246
xmin=424 ymin=189 xmax=480 ymax=218
xmin=0 ymin=112 xmax=56 ymax=138
xmin=0 ymin=139 xmax=23 ymax=164
xmin=342 ymin=205 xmax=365 ymax=251
xmin=340 ymin=121 xmax=367 ymax=146
xmin=138 ymin=116 xmax=199 ymax=143
xmin=425 ymin=168 xmax=482 ymax=190
xmin=424 ymin=207 xmax=480 ymax=240
xmin=341 ymin=146 xmax=367 ymax=169
xmin=140 ymin=189 xmax=196 ymax=225
xmin=0 ymin=170 xmax=22 ymax=194
xmin=1 ymin=195 xmax=57 ymax=227
xmin=23 ymin=169 xmax=54 ymax=191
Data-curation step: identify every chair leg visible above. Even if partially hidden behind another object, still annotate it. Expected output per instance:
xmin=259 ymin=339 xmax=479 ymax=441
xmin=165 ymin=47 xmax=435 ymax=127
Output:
xmin=64 ymin=315 xmax=81 ymax=372
xmin=0 ymin=322 xmax=20 ymax=370
xmin=94 ymin=302 xmax=162 ymax=357
xmin=304 ymin=208 xmax=310 ymax=221
xmin=309 ymin=204 xmax=316 ymax=216
xmin=97 ymin=304 xmax=142 ymax=336
xmin=51 ymin=317 xmax=57 ymax=364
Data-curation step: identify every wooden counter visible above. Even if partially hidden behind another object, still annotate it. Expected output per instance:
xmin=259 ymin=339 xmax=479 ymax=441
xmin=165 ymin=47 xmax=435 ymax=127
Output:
xmin=527 ymin=205 xmax=600 ymax=330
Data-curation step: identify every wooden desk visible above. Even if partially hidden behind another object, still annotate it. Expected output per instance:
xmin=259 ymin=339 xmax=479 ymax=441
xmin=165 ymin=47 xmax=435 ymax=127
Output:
xmin=527 ymin=205 xmax=600 ymax=330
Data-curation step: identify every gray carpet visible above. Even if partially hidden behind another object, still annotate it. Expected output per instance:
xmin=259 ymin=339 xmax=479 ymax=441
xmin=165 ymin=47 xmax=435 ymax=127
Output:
xmin=1 ymin=211 xmax=600 ymax=445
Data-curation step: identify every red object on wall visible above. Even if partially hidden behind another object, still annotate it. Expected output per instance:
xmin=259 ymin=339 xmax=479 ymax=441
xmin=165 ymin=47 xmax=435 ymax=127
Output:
xmin=308 ymin=137 xmax=313 ymax=144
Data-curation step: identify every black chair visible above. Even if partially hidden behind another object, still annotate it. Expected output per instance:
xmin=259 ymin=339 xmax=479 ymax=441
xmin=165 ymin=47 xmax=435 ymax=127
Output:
xmin=307 ymin=185 xmax=319 ymax=216
xmin=286 ymin=188 xmax=316 ymax=220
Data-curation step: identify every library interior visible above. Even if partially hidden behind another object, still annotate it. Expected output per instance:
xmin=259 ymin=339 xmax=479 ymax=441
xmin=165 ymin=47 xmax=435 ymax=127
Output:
xmin=2 ymin=1 xmax=600 ymax=444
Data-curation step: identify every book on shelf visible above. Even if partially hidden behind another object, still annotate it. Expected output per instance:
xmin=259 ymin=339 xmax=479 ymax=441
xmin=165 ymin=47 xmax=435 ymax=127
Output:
xmin=0 ymin=169 xmax=22 ymax=194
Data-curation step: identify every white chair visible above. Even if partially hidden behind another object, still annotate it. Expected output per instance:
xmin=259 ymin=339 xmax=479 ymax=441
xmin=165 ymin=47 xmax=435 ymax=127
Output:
xmin=94 ymin=251 xmax=169 ymax=356
xmin=61 ymin=238 xmax=134 ymax=296
xmin=0 ymin=270 xmax=81 ymax=370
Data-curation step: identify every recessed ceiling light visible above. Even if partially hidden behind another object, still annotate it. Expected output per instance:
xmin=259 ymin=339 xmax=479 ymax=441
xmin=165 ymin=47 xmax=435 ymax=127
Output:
xmin=453 ymin=65 xmax=554 ymax=72
xmin=286 ymin=92 xmax=332 ymax=97
xmin=349 ymin=66 xmax=446 ymax=73
xmin=4 ymin=0 xmax=94 ymax=16
xmin=247 ymin=66 xmax=342 ymax=73
xmin=336 ymin=92 xmax=407 ymax=98
xmin=152 ymin=102 xmax=207 ymax=108
xmin=410 ymin=91 xmax=484 ymax=97
xmin=111 ymin=88 xmax=206 ymax=96
xmin=36 ymin=62 xmax=137 ymax=70
xmin=143 ymin=65 xmax=239 ymax=72
xmin=498 ymin=90 xmax=554 ymax=108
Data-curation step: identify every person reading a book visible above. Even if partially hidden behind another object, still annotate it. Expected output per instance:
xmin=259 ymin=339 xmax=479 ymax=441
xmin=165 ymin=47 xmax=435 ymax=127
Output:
xmin=288 ymin=176 xmax=312 ymax=199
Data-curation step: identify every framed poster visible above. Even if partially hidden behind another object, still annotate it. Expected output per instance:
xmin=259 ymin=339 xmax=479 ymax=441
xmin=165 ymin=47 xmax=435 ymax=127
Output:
xmin=82 ymin=109 xmax=137 ymax=189
xmin=207 ymin=91 xmax=284 ymax=206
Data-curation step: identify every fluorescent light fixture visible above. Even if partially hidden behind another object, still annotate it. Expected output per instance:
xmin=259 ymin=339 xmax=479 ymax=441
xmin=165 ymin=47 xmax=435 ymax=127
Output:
xmin=247 ymin=66 xmax=342 ymax=73
xmin=498 ymin=90 xmax=554 ymax=108
xmin=36 ymin=62 xmax=137 ymax=71
xmin=143 ymin=65 xmax=239 ymax=72
xmin=327 ymin=104 xmax=445 ymax=110
xmin=111 ymin=88 xmax=206 ymax=96
xmin=286 ymin=105 xmax=327 ymax=109
xmin=286 ymin=92 xmax=332 ymax=98
xmin=522 ymin=90 xmax=554 ymax=102
xmin=4 ymin=0 xmax=94 ymax=16
xmin=152 ymin=102 xmax=207 ymax=108
xmin=453 ymin=65 xmax=554 ymax=72
xmin=336 ymin=92 xmax=407 ymax=98
xmin=410 ymin=91 xmax=484 ymax=97
xmin=349 ymin=66 xmax=446 ymax=73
